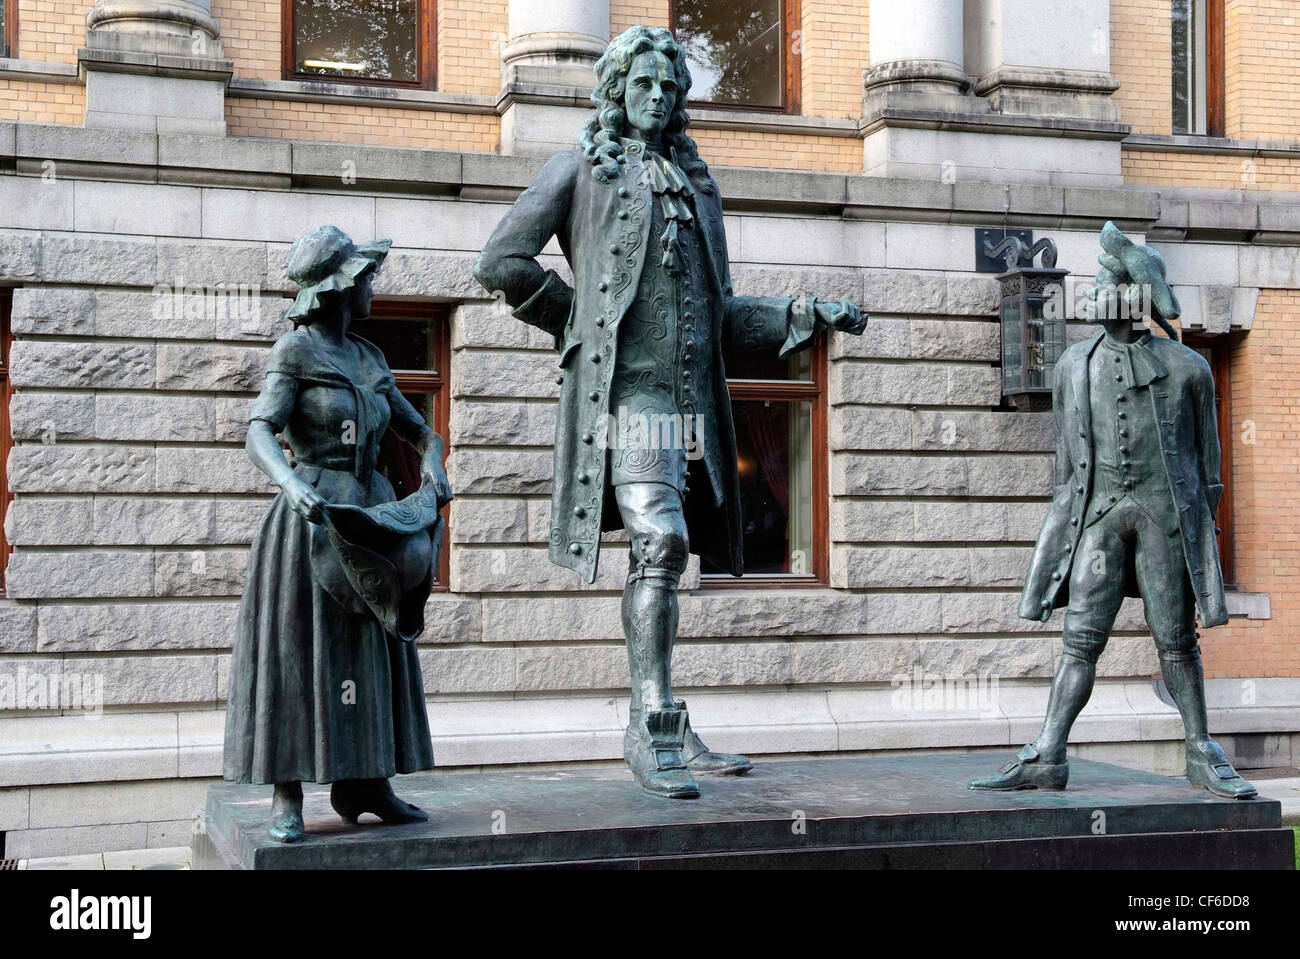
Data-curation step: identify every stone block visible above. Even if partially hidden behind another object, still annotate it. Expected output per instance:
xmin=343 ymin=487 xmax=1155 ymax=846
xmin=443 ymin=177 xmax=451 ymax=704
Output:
xmin=738 ymin=216 xmax=886 ymax=268
xmin=861 ymin=268 xmax=946 ymax=314
xmin=452 ymin=301 xmax=554 ymax=351
xmin=10 ymin=287 xmax=96 ymax=335
xmin=155 ymin=342 xmax=268 ymax=391
xmin=885 ymin=223 xmax=977 ymax=272
xmin=154 ymin=549 xmax=249 ymax=597
xmin=834 ymin=545 xmax=972 ymax=589
xmin=418 ymin=595 xmax=482 ymax=644
xmin=832 ymin=453 xmax=967 ymax=496
xmin=728 ymin=263 xmax=862 ymax=302
xmin=447 ymin=449 xmax=553 ymax=495
xmin=201 ymin=187 xmax=375 ymax=243
xmin=911 ymin=409 xmax=1055 ymax=452
xmin=790 ymin=639 xmax=917 ymax=684
xmin=829 ymin=499 xmax=914 ymax=542
xmin=5 ymin=550 xmax=155 ymax=599
xmin=0 ymin=602 xmax=39 ymax=652
xmin=8 ymin=392 xmax=95 ymax=441
xmin=966 ymin=454 xmax=1054 ymax=496
xmin=832 ymin=361 xmax=949 ymax=406
xmin=418 ymin=647 xmax=516 ymax=695
xmin=0 ymin=175 xmax=74 ymax=231
xmin=9 ymin=341 xmax=154 ymax=389
xmin=946 ymin=364 xmax=1003 ymax=406
xmin=5 ymin=497 xmax=95 ymax=546
xmin=7 ymin=446 xmax=154 ymax=494
xmin=156 ymin=448 xmax=275 ymax=493
xmin=61 ymin=655 xmax=219 ymax=705
xmin=38 ymin=602 xmax=238 ymax=652
xmin=0 ymin=228 xmax=40 ymax=278
xmin=74 ymin=181 xmax=201 ymax=238
xmin=94 ymin=497 xmax=217 ymax=546
xmin=370 ymin=250 xmax=484 ymax=299
xmin=452 ymin=348 xmax=558 ymax=400
xmin=450 ymin=400 xmax=557 ymax=446
xmin=155 ymin=237 xmax=269 ymax=287
xmin=450 ymin=498 xmax=529 ymax=544
xmin=39 ymin=231 xmax=157 ymax=285
xmin=917 ymin=637 xmax=1055 ymax=680
xmin=828 ymin=405 xmax=911 ymax=451
xmin=96 ymin=394 xmax=215 ymax=442
xmin=213 ymin=499 xmax=270 ymax=543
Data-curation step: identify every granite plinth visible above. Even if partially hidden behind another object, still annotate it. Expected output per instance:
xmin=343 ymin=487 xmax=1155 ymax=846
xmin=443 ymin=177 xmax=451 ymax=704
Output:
xmin=194 ymin=754 xmax=1295 ymax=869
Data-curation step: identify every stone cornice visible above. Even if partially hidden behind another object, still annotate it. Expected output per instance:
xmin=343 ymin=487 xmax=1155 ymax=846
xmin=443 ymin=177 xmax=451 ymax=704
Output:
xmin=1124 ymin=131 xmax=1300 ymax=160
xmin=12 ymin=120 xmax=1300 ymax=243
xmin=228 ymin=77 xmax=497 ymax=114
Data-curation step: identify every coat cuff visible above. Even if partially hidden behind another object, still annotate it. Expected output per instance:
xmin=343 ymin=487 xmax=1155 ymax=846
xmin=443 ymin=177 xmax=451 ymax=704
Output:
xmin=1205 ymin=483 xmax=1224 ymax=517
xmin=511 ymin=270 xmax=573 ymax=337
xmin=778 ymin=295 xmax=820 ymax=358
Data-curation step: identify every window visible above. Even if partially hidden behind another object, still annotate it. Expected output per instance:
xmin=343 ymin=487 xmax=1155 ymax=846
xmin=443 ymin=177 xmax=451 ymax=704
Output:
xmin=362 ymin=302 xmax=451 ymax=587
xmin=284 ymin=0 xmax=435 ymax=87
xmin=1 ymin=0 xmax=15 ymax=59
xmin=672 ymin=0 xmax=801 ymax=112
xmin=1172 ymin=0 xmax=1224 ymax=136
xmin=1185 ymin=335 xmax=1234 ymax=585
xmin=1 ymin=291 xmax=11 ymax=594
xmin=701 ymin=338 xmax=827 ymax=584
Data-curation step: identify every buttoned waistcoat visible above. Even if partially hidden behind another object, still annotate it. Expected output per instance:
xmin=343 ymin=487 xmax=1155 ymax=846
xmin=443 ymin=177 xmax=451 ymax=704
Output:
xmin=1019 ymin=331 xmax=1228 ymax=628
xmin=474 ymin=143 xmax=818 ymax=583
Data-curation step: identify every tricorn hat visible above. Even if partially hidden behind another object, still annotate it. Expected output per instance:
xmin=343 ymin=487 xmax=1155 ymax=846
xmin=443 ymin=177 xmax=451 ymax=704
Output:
xmin=286 ymin=225 xmax=392 ymax=324
xmin=316 ymin=485 xmax=445 ymax=643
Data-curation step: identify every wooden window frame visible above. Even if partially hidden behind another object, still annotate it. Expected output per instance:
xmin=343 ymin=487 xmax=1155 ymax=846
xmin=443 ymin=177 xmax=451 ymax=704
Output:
xmin=701 ymin=336 xmax=828 ymax=588
xmin=369 ymin=301 xmax=451 ymax=589
xmin=1184 ymin=333 xmax=1234 ymax=585
xmin=669 ymin=0 xmax=802 ymax=115
xmin=1206 ymin=0 xmax=1225 ymax=138
xmin=2 ymin=0 xmax=17 ymax=59
xmin=1172 ymin=0 xmax=1225 ymax=137
xmin=282 ymin=0 xmax=437 ymax=90
xmin=1 ymin=290 xmax=11 ymax=596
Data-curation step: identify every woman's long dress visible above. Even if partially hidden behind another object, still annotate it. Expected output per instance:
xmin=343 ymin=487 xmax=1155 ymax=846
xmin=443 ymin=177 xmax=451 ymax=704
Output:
xmin=223 ymin=328 xmax=436 ymax=785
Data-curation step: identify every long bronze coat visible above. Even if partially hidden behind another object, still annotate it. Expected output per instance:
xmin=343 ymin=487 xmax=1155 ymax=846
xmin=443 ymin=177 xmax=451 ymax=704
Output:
xmin=1020 ymin=332 xmax=1229 ymax=627
xmin=474 ymin=142 xmax=817 ymax=583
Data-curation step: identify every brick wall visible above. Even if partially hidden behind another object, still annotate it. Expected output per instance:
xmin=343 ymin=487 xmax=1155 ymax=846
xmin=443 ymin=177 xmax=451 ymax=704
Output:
xmin=0 ymin=79 xmax=84 ymax=125
xmin=1205 ymin=289 xmax=1300 ymax=678
xmin=1111 ymin=0 xmax=1172 ymax=136
xmin=799 ymin=0 xmax=869 ymax=120
xmin=213 ymin=0 xmax=280 ymax=82
xmin=226 ymin=99 xmax=499 ymax=151
xmin=14 ymin=0 xmax=91 ymax=63
xmin=1226 ymin=0 xmax=1300 ymax=142
xmin=1123 ymin=149 xmax=1300 ymax=189
xmin=693 ymin=127 xmax=860 ymax=173
xmin=437 ymin=0 xmax=508 ymax=96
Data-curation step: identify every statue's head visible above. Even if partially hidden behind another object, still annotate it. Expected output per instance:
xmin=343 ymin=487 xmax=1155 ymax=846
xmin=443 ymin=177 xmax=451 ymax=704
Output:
xmin=579 ymin=25 xmax=711 ymax=188
xmin=285 ymin=225 xmax=390 ymax=326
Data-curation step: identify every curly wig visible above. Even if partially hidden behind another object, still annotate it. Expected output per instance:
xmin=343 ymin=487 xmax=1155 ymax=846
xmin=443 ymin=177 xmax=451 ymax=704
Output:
xmin=578 ymin=25 xmax=713 ymax=192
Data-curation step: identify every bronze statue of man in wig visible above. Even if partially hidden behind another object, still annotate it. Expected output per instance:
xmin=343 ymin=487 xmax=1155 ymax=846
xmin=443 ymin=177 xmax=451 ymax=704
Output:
xmin=475 ymin=25 xmax=865 ymax=799
xmin=971 ymin=222 xmax=1255 ymax=799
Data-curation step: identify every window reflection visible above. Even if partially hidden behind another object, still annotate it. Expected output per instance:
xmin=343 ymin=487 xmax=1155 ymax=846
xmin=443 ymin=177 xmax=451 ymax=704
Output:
xmin=294 ymin=0 xmax=420 ymax=83
xmin=674 ymin=0 xmax=785 ymax=108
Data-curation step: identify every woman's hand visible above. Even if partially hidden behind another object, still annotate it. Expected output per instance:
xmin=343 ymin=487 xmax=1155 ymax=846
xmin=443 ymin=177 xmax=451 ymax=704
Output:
xmin=282 ymin=474 xmax=326 ymax=525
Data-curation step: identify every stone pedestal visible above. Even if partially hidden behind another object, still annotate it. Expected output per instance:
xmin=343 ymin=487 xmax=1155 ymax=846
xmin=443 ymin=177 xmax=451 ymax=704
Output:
xmin=79 ymin=0 xmax=233 ymax=135
xmin=193 ymin=754 xmax=1294 ymax=869
xmin=497 ymin=0 xmax=607 ymax=156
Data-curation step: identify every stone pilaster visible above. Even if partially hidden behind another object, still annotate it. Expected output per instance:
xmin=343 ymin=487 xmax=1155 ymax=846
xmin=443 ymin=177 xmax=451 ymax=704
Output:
xmin=498 ymin=0 xmax=609 ymax=157
xmin=862 ymin=0 xmax=1128 ymax=187
xmin=79 ymin=0 xmax=233 ymax=135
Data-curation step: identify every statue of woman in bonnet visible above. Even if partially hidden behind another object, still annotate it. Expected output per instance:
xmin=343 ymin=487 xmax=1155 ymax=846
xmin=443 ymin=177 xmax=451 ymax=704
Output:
xmin=223 ymin=225 xmax=452 ymax=842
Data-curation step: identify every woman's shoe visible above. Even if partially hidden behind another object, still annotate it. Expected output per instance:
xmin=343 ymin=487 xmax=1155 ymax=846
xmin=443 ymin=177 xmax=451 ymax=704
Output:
xmin=331 ymin=778 xmax=430 ymax=824
xmin=1186 ymin=740 xmax=1257 ymax=799
xmin=968 ymin=742 xmax=1069 ymax=791
xmin=624 ymin=708 xmax=700 ymax=799
xmin=269 ymin=782 xmax=305 ymax=843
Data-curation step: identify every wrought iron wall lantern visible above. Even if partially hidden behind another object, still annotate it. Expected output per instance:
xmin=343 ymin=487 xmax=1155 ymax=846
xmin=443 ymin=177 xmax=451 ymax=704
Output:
xmin=986 ymin=234 xmax=1069 ymax=412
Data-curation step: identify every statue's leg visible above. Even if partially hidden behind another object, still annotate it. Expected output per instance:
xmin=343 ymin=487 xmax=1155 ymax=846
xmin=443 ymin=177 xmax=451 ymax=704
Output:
xmin=269 ymin=781 xmax=305 ymax=843
xmin=1139 ymin=526 xmax=1257 ymax=799
xmin=970 ymin=515 xmax=1124 ymax=790
xmin=614 ymin=482 xmax=699 ymax=799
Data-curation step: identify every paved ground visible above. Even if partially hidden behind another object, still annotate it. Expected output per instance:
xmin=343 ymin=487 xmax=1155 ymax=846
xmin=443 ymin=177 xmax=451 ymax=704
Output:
xmin=11 ymin=771 xmax=1299 ymax=869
